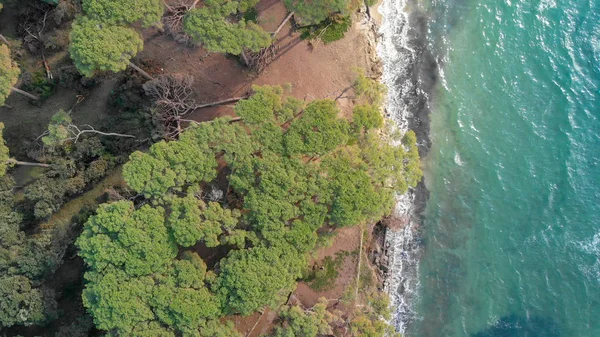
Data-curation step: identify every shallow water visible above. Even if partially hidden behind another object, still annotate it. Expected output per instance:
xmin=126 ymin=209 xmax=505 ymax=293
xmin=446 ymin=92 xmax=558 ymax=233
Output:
xmin=379 ymin=0 xmax=600 ymax=335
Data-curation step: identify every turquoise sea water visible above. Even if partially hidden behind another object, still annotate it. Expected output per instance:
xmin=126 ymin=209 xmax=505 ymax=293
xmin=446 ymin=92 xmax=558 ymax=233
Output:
xmin=408 ymin=0 xmax=600 ymax=336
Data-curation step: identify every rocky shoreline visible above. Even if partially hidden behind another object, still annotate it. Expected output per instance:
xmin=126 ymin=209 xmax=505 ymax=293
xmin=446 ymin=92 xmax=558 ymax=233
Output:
xmin=358 ymin=0 xmax=435 ymax=332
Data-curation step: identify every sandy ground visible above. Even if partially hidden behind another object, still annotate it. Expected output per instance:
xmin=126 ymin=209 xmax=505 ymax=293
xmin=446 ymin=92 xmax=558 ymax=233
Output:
xmin=137 ymin=0 xmax=371 ymax=123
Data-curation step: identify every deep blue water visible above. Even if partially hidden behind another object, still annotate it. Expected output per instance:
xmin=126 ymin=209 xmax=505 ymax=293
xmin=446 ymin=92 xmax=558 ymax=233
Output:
xmin=401 ymin=0 xmax=600 ymax=336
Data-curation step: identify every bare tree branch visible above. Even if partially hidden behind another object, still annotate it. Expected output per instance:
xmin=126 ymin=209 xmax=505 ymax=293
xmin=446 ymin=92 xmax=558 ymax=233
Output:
xmin=144 ymin=74 xmax=247 ymax=139
xmin=67 ymin=124 xmax=136 ymax=143
xmin=162 ymin=0 xmax=194 ymax=44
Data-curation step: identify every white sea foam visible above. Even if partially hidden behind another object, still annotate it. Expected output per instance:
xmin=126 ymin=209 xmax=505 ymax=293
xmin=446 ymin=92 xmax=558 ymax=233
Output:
xmin=377 ymin=0 xmax=425 ymax=333
xmin=576 ymin=232 xmax=600 ymax=283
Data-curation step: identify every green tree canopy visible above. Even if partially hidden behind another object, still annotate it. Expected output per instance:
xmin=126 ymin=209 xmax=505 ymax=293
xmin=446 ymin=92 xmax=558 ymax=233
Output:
xmin=123 ymin=136 xmax=218 ymax=199
xmin=0 ymin=45 xmax=20 ymax=106
xmin=69 ymin=17 xmax=144 ymax=77
xmin=125 ymin=321 xmax=176 ymax=337
xmin=353 ymin=69 xmax=387 ymax=106
xmin=77 ymin=201 xmax=178 ymax=277
xmin=0 ymin=178 xmax=54 ymax=329
xmin=268 ymin=298 xmax=335 ymax=337
xmin=284 ymin=0 xmax=353 ymax=25
xmin=77 ymin=84 xmax=422 ymax=333
xmin=82 ymin=268 xmax=156 ymax=332
xmin=184 ymin=0 xmax=271 ymax=55
xmin=77 ymin=201 xmax=224 ymax=335
xmin=167 ymin=194 xmax=240 ymax=247
xmin=41 ymin=109 xmax=72 ymax=147
xmin=216 ymin=244 xmax=306 ymax=315
xmin=285 ymin=99 xmax=349 ymax=156
xmin=323 ymin=148 xmax=388 ymax=227
xmin=352 ymin=104 xmax=383 ymax=134
xmin=0 ymin=276 xmax=48 ymax=328
xmin=0 ymin=123 xmax=11 ymax=176
xmin=200 ymin=320 xmax=243 ymax=337
xmin=82 ymin=0 xmax=164 ymax=27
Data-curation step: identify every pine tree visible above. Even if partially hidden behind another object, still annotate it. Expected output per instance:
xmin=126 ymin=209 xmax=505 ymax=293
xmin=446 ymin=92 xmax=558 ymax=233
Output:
xmin=69 ymin=17 xmax=144 ymax=77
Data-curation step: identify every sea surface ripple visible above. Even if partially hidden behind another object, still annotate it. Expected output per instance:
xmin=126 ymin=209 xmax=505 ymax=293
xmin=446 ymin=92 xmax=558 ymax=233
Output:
xmin=379 ymin=0 xmax=600 ymax=336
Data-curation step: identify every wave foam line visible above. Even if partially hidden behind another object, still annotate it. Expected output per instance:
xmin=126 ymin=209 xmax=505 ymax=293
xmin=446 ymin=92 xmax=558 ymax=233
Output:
xmin=377 ymin=0 xmax=426 ymax=334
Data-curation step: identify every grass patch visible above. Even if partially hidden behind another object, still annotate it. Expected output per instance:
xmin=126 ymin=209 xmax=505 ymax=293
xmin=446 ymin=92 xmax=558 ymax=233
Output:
xmin=315 ymin=231 xmax=337 ymax=249
xmin=304 ymin=251 xmax=351 ymax=291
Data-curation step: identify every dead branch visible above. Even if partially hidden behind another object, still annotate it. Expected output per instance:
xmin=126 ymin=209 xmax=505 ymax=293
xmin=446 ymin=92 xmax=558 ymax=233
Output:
xmin=37 ymin=122 xmax=135 ymax=144
xmin=162 ymin=0 xmax=193 ymax=45
xmin=144 ymin=74 xmax=246 ymax=139
xmin=0 ymin=34 xmax=9 ymax=45
xmin=273 ymin=11 xmax=295 ymax=38
xmin=247 ymin=44 xmax=280 ymax=73
xmin=144 ymin=74 xmax=196 ymax=139
xmin=316 ymin=22 xmax=333 ymax=42
xmin=38 ymin=11 xmax=48 ymax=37
xmin=67 ymin=124 xmax=136 ymax=143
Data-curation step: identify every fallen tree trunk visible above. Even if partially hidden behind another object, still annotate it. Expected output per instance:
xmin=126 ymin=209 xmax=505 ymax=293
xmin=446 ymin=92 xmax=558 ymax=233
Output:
xmin=7 ymin=159 xmax=50 ymax=168
xmin=162 ymin=0 xmax=173 ymax=12
xmin=273 ymin=11 xmax=295 ymax=38
xmin=193 ymin=96 xmax=247 ymax=110
xmin=10 ymin=87 xmax=39 ymax=100
xmin=129 ymin=62 xmax=154 ymax=81
xmin=240 ymin=50 xmax=250 ymax=67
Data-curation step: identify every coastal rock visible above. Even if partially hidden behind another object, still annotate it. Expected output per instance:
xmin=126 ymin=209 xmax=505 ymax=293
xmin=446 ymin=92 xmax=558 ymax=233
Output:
xmin=382 ymin=214 xmax=410 ymax=232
